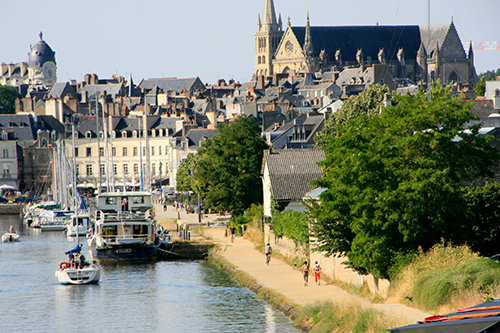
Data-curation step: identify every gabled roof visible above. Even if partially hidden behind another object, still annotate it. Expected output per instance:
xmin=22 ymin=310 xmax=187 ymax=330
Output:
xmin=185 ymin=128 xmax=217 ymax=147
xmin=47 ymin=82 xmax=77 ymax=99
xmin=262 ymin=148 xmax=325 ymax=201
xmin=291 ymin=25 xmax=421 ymax=62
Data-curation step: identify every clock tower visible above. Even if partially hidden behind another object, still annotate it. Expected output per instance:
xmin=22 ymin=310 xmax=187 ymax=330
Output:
xmin=255 ymin=0 xmax=283 ymax=77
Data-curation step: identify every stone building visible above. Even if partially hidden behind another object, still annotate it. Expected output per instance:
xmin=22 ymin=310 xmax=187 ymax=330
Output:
xmin=255 ymin=0 xmax=477 ymax=86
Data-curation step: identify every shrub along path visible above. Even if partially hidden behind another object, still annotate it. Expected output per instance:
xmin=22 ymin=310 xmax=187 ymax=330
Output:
xmin=203 ymin=227 xmax=431 ymax=325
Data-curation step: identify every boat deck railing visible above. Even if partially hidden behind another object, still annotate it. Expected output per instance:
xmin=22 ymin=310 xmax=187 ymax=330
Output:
xmin=96 ymin=210 xmax=152 ymax=222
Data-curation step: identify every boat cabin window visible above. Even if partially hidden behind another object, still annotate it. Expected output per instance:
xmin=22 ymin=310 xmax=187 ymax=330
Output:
xmin=106 ymin=197 xmax=117 ymax=205
xmin=132 ymin=196 xmax=144 ymax=204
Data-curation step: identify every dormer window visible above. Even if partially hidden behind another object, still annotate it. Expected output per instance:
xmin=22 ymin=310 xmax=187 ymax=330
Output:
xmin=151 ymin=130 xmax=156 ymax=138
xmin=1 ymin=133 xmax=7 ymax=140
xmin=133 ymin=130 xmax=138 ymax=139
xmin=99 ymin=131 xmax=104 ymax=139
xmin=122 ymin=131 xmax=127 ymax=138
xmin=86 ymin=131 xmax=92 ymax=139
xmin=19 ymin=123 xmax=25 ymax=128
xmin=8 ymin=122 xmax=14 ymax=128
xmin=111 ymin=131 xmax=116 ymax=139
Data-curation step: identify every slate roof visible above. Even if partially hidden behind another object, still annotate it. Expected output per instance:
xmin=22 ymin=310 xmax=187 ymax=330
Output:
xmin=47 ymin=82 xmax=77 ymax=99
xmin=138 ymin=77 xmax=205 ymax=93
xmin=0 ymin=114 xmax=63 ymax=141
xmin=79 ymin=83 xmax=124 ymax=99
xmin=291 ymin=25 xmax=421 ymax=63
xmin=262 ymin=148 xmax=325 ymax=201
xmin=185 ymin=129 xmax=217 ymax=148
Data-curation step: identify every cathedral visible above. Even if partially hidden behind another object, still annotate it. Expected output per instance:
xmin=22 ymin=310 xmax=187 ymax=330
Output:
xmin=0 ymin=32 xmax=57 ymax=89
xmin=255 ymin=0 xmax=477 ymax=87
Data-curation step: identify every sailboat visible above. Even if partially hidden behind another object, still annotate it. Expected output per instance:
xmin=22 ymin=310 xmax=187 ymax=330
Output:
xmin=55 ymin=116 xmax=101 ymax=285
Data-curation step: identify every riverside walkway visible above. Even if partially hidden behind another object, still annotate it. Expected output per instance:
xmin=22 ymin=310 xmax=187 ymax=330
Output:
xmin=153 ymin=203 xmax=431 ymax=325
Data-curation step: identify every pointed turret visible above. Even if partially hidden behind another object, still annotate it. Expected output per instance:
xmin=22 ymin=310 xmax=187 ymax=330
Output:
xmin=257 ymin=14 xmax=262 ymax=31
xmin=303 ymin=12 xmax=313 ymax=56
xmin=128 ymin=73 xmax=135 ymax=97
xmin=278 ymin=13 xmax=283 ymax=32
xmin=262 ymin=0 xmax=279 ymax=32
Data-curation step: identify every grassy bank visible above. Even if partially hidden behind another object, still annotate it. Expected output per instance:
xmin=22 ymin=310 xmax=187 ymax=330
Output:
xmin=390 ymin=242 xmax=500 ymax=313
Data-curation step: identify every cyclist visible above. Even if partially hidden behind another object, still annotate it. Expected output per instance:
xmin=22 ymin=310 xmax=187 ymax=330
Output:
xmin=265 ymin=243 xmax=272 ymax=264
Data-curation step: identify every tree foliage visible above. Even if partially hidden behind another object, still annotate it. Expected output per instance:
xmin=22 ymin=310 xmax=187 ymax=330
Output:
xmin=311 ymin=85 xmax=500 ymax=279
xmin=272 ymin=209 xmax=310 ymax=245
xmin=475 ymin=77 xmax=486 ymax=97
xmin=315 ymin=84 xmax=390 ymax=147
xmin=0 ymin=85 xmax=21 ymax=114
xmin=478 ymin=68 xmax=500 ymax=81
xmin=176 ymin=153 xmax=198 ymax=192
xmin=194 ymin=116 xmax=269 ymax=216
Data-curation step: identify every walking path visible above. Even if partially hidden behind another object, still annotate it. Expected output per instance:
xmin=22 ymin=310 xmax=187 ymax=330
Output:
xmin=153 ymin=202 xmax=431 ymax=324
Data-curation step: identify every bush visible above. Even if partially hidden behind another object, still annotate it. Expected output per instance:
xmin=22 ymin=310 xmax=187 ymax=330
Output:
xmin=271 ymin=209 xmax=309 ymax=245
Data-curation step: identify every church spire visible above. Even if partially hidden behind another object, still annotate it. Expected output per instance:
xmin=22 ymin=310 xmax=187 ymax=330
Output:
xmin=258 ymin=14 xmax=262 ymax=31
xmin=303 ymin=11 xmax=313 ymax=56
xmin=278 ymin=13 xmax=283 ymax=31
xmin=262 ymin=0 xmax=278 ymax=32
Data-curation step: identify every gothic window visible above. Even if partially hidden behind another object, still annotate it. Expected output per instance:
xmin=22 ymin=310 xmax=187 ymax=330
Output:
xmin=262 ymin=56 xmax=266 ymax=64
xmin=449 ymin=71 xmax=458 ymax=83
xmin=258 ymin=56 xmax=261 ymax=64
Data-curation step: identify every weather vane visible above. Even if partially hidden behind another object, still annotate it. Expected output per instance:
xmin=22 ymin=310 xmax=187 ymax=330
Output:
xmin=39 ymin=31 xmax=43 ymax=40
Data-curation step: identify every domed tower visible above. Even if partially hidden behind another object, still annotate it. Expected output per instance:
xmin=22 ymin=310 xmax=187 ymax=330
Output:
xmin=28 ymin=32 xmax=57 ymax=87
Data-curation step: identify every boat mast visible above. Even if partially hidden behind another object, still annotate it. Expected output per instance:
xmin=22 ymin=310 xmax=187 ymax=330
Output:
xmin=72 ymin=115 xmax=79 ymax=244
xmin=139 ymin=111 xmax=143 ymax=191
xmin=144 ymin=103 xmax=150 ymax=192
xmin=96 ymin=96 xmax=102 ymax=195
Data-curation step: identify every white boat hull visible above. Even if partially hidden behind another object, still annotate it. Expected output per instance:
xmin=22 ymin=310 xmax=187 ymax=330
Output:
xmin=2 ymin=233 xmax=20 ymax=242
xmin=55 ymin=266 xmax=100 ymax=285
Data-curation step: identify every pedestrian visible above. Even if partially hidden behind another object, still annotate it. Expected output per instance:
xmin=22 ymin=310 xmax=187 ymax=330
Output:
xmin=313 ymin=261 xmax=322 ymax=285
xmin=163 ymin=199 xmax=167 ymax=211
xmin=301 ymin=261 xmax=310 ymax=286
xmin=265 ymin=243 xmax=272 ymax=265
xmin=230 ymin=225 xmax=236 ymax=243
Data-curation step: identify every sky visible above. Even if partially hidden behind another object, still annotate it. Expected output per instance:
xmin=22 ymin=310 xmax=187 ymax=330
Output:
xmin=1 ymin=0 xmax=498 ymax=85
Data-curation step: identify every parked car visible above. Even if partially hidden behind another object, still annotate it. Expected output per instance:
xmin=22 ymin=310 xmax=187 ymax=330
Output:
xmin=0 ymin=196 xmax=8 ymax=203
xmin=14 ymin=196 xmax=32 ymax=203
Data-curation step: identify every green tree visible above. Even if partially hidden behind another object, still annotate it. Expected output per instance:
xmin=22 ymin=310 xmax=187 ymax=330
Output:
xmin=176 ymin=153 xmax=198 ymax=192
xmin=194 ymin=116 xmax=269 ymax=216
xmin=272 ymin=209 xmax=310 ymax=245
xmin=315 ymin=84 xmax=390 ymax=147
xmin=478 ymin=69 xmax=500 ymax=81
xmin=475 ymin=77 xmax=486 ymax=97
xmin=0 ymin=85 xmax=21 ymax=114
xmin=311 ymin=85 xmax=500 ymax=279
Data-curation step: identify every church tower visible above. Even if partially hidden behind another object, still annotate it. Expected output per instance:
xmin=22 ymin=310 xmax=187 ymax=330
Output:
xmin=28 ymin=32 xmax=57 ymax=87
xmin=255 ymin=0 xmax=283 ymax=77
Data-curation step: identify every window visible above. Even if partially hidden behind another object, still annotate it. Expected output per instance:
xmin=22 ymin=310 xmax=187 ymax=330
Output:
xmin=123 ymin=164 xmax=129 ymax=175
xmin=133 ymin=196 xmax=144 ymax=204
xmin=2 ymin=133 xmax=7 ymax=140
xmin=75 ymin=165 xmax=79 ymax=176
xmin=143 ymin=147 xmax=146 ymax=156
xmin=113 ymin=164 xmax=117 ymax=176
xmin=105 ymin=197 xmax=117 ymax=205
xmin=152 ymin=163 xmax=156 ymax=176
xmin=151 ymin=147 xmax=155 ymax=156
xmin=158 ymin=146 xmax=162 ymax=155
xmin=134 ymin=164 xmax=139 ymax=175
xmin=3 ymin=169 xmax=10 ymax=178
xmin=8 ymin=122 xmax=14 ymax=128
xmin=123 ymin=147 xmax=128 ymax=157
xmin=75 ymin=147 xmax=79 ymax=157
xmin=86 ymin=164 xmax=93 ymax=176
xmin=100 ymin=164 xmax=105 ymax=176
xmin=112 ymin=147 xmax=116 ymax=157
xmin=86 ymin=147 xmax=92 ymax=157
xmin=133 ymin=147 xmax=138 ymax=157
xmin=99 ymin=147 xmax=104 ymax=157
xmin=86 ymin=131 xmax=92 ymax=139
xmin=111 ymin=131 xmax=116 ymax=139
xmin=133 ymin=131 xmax=138 ymax=139
xmin=99 ymin=131 xmax=104 ymax=139
xmin=3 ymin=149 xmax=8 ymax=158
xmin=122 ymin=131 xmax=127 ymax=138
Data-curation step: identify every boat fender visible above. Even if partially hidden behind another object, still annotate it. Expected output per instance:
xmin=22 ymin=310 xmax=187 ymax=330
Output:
xmin=59 ymin=262 xmax=68 ymax=270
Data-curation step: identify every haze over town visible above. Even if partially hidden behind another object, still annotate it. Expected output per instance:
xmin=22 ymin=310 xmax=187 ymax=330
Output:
xmin=0 ymin=0 xmax=498 ymax=84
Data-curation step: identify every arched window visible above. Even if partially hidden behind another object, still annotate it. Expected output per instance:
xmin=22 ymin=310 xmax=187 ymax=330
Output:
xmin=99 ymin=131 xmax=104 ymax=139
xmin=122 ymin=131 xmax=127 ymax=138
xmin=262 ymin=56 xmax=266 ymax=64
xmin=111 ymin=131 xmax=116 ymax=139
xmin=86 ymin=131 xmax=92 ymax=139
xmin=133 ymin=130 xmax=138 ymax=139
xmin=258 ymin=56 xmax=261 ymax=64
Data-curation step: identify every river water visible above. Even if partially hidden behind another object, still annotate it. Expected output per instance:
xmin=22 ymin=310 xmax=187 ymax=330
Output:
xmin=0 ymin=220 xmax=300 ymax=333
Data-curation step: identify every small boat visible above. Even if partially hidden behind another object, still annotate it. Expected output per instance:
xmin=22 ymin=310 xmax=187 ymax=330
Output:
xmin=2 ymin=232 xmax=20 ymax=242
xmin=56 ymin=244 xmax=101 ymax=285
xmin=37 ymin=210 xmax=72 ymax=231
xmin=55 ymin=261 xmax=100 ymax=285
xmin=66 ymin=212 xmax=90 ymax=237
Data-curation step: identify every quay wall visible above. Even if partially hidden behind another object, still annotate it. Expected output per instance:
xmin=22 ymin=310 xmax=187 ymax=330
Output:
xmin=264 ymin=223 xmax=390 ymax=298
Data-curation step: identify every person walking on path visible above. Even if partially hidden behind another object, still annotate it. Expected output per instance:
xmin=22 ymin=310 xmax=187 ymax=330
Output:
xmin=230 ymin=225 xmax=236 ymax=243
xmin=265 ymin=243 xmax=272 ymax=265
xmin=313 ymin=261 xmax=322 ymax=285
xmin=301 ymin=261 xmax=310 ymax=286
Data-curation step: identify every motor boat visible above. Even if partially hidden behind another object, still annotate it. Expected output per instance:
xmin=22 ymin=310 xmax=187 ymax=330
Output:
xmin=66 ymin=212 xmax=90 ymax=237
xmin=2 ymin=232 xmax=20 ymax=242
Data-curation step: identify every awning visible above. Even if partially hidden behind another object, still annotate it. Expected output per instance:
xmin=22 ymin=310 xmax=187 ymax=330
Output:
xmin=0 ymin=181 xmax=18 ymax=190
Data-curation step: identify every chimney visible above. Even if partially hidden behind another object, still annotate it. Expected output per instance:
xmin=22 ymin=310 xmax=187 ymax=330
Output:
xmin=494 ymin=89 xmax=500 ymax=110
xmin=256 ymin=75 xmax=265 ymax=90
xmin=0 ymin=63 xmax=7 ymax=76
xmin=81 ymin=90 xmax=88 ymax=104
xmin=84 ymin=74 xmax=91 ymax=85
